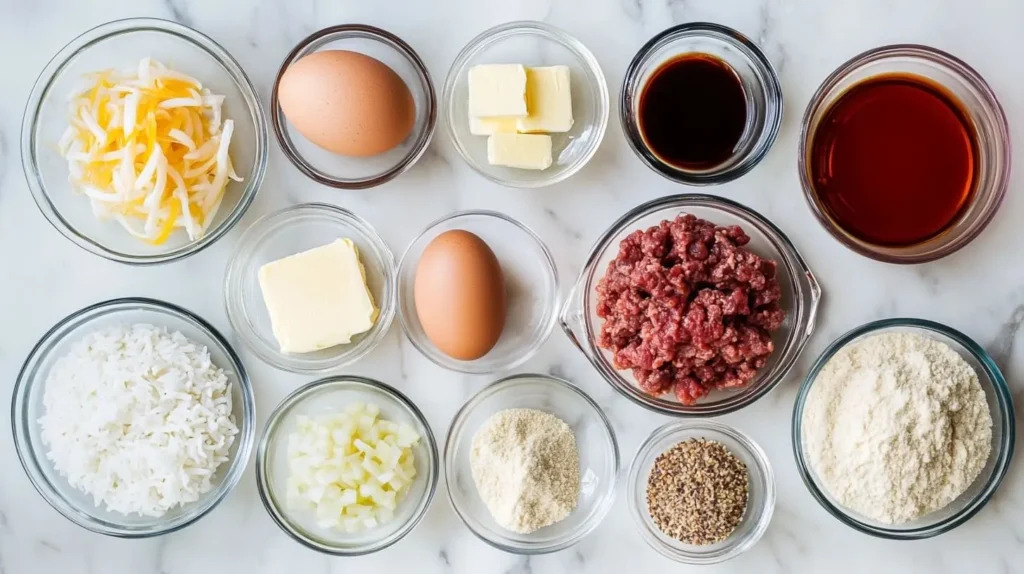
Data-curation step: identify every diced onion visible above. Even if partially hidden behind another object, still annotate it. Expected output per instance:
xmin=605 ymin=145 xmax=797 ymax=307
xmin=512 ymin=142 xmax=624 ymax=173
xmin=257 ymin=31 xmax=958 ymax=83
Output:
xmin=286 ymin=403 xmax=420 ymax=532
xmin=59 ymin=58 xmax=241 ymax=244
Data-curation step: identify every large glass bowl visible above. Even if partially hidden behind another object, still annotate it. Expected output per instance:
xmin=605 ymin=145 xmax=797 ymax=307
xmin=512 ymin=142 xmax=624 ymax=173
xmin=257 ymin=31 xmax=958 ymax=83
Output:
xmin=21 ymin=18 xmax=267 ymax=265
xmin=444 ymin=374 xmax=619 ymax=554
xmin=11 ymin=298 xmax=256 ymax=537
xmin=560 ymin=194 xmax=821 ymax=416
xmin=443 ymin=21 xmax=609 ymax=188
xmin=792 ymin=318 xmax=1015 ymax=539
xmin=256 ymin=376 xmax=439 ymax=556
xmin=628 ymin=421 xmax=775 ymax=564
xmin=799 ymin=45 xmax=1010 ymax=263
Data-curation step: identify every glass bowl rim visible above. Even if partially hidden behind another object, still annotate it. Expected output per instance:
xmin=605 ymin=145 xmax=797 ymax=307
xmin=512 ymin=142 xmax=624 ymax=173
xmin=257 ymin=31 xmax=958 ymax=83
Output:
xmin=223 ymin=202 xmax=398 ymax=373
xmin=626 ymin=419 xmax=776 ymax=564
xmin=254 ymin=375 xmax=440 ymax=556
xmin=20 ymin=17 xmax=268 ymax=265
xmin=441 ymin=19 xmax=610 ymax=189
xmin=270 ymin=23 xmax=438 ymax=190
xmin=10 ymin=296 xmax=257 ymax=538
xmin=396 ymin=209 xmax=560 ymax=373
xmin=791 ymin=317 xmax=1016 ymax=539
xmin=442 ymin=372 xmax=621 ymax=554
xmin=560 ymin=193 xmax=822 ymax=417
xmin=619 ymin=21 xmax=784 ymax=186
xmin=796 ymin=43 xmax=1011 ymax=264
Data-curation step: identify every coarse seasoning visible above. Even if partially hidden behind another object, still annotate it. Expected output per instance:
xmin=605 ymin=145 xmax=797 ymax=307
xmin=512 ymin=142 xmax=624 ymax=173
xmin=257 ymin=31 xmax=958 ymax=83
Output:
xmin=470 ymin=408 xmax=580 ymax=534
xmin=646 ymin=438 xmax=749 ymax=545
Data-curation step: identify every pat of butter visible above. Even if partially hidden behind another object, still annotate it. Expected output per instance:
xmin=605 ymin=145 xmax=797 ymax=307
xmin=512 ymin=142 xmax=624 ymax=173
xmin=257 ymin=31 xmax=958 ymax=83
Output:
xmin=258 ymin=238 xmax=379 ymax=354
xmin=487 ymin=133 xmax=552 ymax=170
xmin=468 ymin=64 xmax=528 ymax=118
xmin=517 ymin=66 xmax=574 ymax=133
xmin=469 ymin=115 xmax=519 ymax=135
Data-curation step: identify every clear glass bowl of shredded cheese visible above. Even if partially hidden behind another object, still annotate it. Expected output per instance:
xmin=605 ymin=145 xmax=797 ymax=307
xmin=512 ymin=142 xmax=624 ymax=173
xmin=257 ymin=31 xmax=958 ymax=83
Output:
xmin=256 ymin=376 xmax=439 ymax=556
xmin=22 ymin=17 xmax=267 ymax=264
xmin=11 ymin=297 xmax=256 ymax=537
xmin=792 ymin=318 xmax=1015 ymax=540
xmin=444 ymin=373 xmax=619 ymax=554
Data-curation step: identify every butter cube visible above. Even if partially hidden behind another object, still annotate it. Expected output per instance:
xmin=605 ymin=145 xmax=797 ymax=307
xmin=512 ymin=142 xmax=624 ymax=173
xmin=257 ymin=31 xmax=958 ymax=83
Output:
xmin=468 ymin=64 xmax=528 ymax=118
xmin=469 ymin=116 xmax=519 ymax=135
xmin=517 ymin=66 xmax=574 ymax=133
xmin=487 ymin=133 xmax=552 ymax=170
xmin=258 ymin=238 xmax=379 ymax=354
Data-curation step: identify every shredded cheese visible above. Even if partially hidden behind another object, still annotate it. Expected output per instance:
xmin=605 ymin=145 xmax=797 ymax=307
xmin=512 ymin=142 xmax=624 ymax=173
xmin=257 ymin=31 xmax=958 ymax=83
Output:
xmin=59 ymin=58 xmax=242 ymax=245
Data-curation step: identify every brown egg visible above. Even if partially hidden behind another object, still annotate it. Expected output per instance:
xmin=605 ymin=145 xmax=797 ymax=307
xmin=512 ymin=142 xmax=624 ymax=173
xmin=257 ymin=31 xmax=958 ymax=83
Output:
xmin=414 ymin=230 xmax=506 ymax=361
xmin=278 ymin=50 xmax=416 ymax=157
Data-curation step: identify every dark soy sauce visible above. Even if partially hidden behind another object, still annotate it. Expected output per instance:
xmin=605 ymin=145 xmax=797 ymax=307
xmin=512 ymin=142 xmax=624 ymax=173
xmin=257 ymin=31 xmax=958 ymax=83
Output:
xmin=638 ymin=54 xmax=748 ymax=171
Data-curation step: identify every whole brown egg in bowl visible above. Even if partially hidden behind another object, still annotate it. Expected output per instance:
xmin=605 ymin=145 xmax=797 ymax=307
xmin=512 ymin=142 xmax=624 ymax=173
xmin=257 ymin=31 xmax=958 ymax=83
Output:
xmin=560 ymin=195 xmax=821 ymax=416
xmin=272 ymin=24 xmax=437 ymax=189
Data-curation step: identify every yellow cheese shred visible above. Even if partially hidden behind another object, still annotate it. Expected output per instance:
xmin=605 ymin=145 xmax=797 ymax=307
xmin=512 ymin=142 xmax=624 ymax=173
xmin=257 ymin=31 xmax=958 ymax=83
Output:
xmin=59 ymin=58 xmax=242 ymax=245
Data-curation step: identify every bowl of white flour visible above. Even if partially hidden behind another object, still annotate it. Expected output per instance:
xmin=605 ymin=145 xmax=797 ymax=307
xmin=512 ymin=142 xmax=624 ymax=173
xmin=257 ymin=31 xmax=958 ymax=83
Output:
xmin=792 ymin=318 xmax=1014 ymax=539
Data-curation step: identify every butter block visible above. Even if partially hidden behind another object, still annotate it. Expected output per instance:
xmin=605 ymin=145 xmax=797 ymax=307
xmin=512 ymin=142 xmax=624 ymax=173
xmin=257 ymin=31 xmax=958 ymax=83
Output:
xmin=517 ymin=66 xmax=574 ymax=133
xmin=258 ymin=238 xmax=379 ymax=354
xmin=468 ymin=64 xmax=528 ymax=118
xmin=469 ymin=115 xmax=519 ymax=135
xmin=487 ymin=133 xmax=553 ymax=170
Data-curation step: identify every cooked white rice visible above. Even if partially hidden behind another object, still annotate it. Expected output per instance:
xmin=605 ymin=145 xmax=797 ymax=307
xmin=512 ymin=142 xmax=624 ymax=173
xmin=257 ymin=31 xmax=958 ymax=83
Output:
xmin=39 ymin=323 xmax=239 ymax=517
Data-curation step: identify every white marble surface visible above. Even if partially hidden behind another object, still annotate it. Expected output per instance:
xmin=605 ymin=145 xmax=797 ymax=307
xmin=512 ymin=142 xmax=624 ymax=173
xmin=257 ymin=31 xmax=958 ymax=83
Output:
xmin=1 ymin=0 xmax=1023 ymax=572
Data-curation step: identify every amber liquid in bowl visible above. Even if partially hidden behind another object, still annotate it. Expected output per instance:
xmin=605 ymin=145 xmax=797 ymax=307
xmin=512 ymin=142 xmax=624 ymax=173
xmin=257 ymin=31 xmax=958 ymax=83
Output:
xmin=809 ymin=74 xmax=978 ymax=246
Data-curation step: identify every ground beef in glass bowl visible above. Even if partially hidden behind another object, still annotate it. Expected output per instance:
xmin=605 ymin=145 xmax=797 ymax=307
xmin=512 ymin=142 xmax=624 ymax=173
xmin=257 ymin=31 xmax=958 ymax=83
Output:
xmin=560 ymin=195 xmax=821 ymax=416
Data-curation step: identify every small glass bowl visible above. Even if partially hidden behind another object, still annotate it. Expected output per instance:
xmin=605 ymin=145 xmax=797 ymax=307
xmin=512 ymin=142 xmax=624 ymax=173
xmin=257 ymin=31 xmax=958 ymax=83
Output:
xmin=397 ymin=210 xmax=559 ymax=373
xmin=11 ymin=298 xmax=256 ymax=537
xmin=628 ymin=421 xmax=775 ymax=564
xmin=561 ymin=194 xmax=821 ymax=416
xmin=443 ymin=21 xmax=609 ymax=188
xmin=272 ymin=24 xmax=436 ymax=189
xmin=620 ymin=22 xmax=783 ymax=185
xmin=224 ymin=203 xmax=396 ymax=373
xmin=799 ymin=45 xmax=1010 ymax=263
xmin=444 ymin=374 xmax=619 ymax=554
xmin=22 ymin=18 xmax=268 ymax=265
xmin=793 ymin=318 xmax=1015 ymax=539
xmin=256 ymin=376 xmax=439 ymax=555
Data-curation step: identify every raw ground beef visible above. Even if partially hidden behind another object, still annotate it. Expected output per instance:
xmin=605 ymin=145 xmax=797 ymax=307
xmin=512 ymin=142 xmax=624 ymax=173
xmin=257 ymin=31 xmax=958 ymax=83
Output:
xmin=595 ymin=214 xmax=786 ymax=405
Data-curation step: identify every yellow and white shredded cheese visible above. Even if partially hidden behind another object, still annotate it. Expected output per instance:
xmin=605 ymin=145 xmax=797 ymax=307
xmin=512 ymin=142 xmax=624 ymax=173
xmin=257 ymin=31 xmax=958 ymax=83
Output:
xmin=58 ymin=58 xmax=241 ymax=244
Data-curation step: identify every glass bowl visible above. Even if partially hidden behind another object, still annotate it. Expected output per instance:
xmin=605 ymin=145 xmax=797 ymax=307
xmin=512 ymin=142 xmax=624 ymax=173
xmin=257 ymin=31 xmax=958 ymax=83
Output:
xmin=620 ymin=23 xmax=782 ymax=185
xmin=397 ymin=210 xmax=559 ymax=373
xmin=628 ymin=420 xmax=775 ymax=564
xmin=792 ymin=318 xmax=1015 ymax=539
xmin=224 ymin=203 xmax=396 ymax=373
xmin=255 ymin=376 xmax=439 ymax=556
xmin=271 ymin=24 xmax=436 ymax=189
xmin=443 ymin=21 xmax=609 ymax=188
xmin=561 ymin=194 xmax=821 ymax=416
xmin=799 ymin=45 xmax=1010 ymax=263
xmin=11 ymin=297 xmax=256 ymax=537
xmin=21 ymin=17 xmax=268 ymax=265
xmin=444 ymin=374 xmax=619 ymax=554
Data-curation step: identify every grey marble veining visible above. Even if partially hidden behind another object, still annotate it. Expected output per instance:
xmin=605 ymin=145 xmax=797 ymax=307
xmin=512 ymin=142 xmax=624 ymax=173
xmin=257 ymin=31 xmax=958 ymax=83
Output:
xmin=1 ymin=0 xmax=1023 ymax=572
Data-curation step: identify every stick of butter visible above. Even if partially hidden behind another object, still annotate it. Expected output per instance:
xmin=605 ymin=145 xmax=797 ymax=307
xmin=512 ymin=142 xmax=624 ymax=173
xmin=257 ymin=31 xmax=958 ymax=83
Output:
xmin=258 ymin=238 xmax=379 ymax=354
xmin=469 ymin=116 xmax=519 ymax=135
xmin=468 ymin=64 xmax=528 ymax=118
xmin=487 ymin=133 xmax=552 ymax=170
xmin=517 ymin=66 xmax=574 ymax=133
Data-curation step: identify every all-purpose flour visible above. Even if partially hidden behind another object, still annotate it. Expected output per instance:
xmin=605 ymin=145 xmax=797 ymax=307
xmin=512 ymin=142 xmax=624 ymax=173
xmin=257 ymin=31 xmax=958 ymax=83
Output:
xmin=802 ymin=332 xmax=992 ymax=524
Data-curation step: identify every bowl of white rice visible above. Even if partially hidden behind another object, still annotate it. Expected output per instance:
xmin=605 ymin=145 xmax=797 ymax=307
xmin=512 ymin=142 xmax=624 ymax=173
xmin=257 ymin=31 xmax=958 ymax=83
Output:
xmin=11 ymin=297 xmax=256 ymax=537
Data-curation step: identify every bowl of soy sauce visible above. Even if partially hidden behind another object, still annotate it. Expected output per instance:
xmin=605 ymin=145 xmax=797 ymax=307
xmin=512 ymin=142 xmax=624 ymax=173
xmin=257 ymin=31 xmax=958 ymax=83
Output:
xmin=620 ymin=23 xmax=783 ymax=186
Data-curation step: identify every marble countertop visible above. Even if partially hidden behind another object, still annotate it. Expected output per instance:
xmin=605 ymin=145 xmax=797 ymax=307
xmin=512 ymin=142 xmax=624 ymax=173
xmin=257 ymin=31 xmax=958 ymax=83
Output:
xmin=2 ymin=0 xmax=1023 ymax=572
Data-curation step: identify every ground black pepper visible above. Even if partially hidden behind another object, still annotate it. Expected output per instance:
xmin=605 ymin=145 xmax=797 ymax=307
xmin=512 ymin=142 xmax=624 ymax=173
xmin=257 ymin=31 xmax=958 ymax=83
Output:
xmin=645 ymin=438 xmax=749 ymax=545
